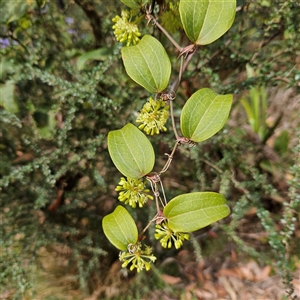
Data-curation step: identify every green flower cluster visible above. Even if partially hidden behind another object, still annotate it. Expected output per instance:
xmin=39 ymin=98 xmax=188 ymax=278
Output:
xmin=136 ymin=97 xmax=169 ymax=135
xmin=115 ymin=177 xmax=153 ymax=208
xmin=119 ymin=243 xmax=157 ymax=272
xmin=155 ymin=221 xmax=190 ymax=249
xmin=112 ymin=10 xmax=141 ymax=47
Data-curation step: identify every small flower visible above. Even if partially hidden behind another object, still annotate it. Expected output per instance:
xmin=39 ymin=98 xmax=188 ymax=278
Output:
xmin=112 ymin=10 xmax=141 ymax=47
xmin=119 ymin=242 xmax=157 ymax=273
xmin=136 ymin=97 xmax=169 ymax=135
xmin=115 ymin=177 xmax=153 ymax=208
xmin=154 ymin=221 xmax=190 ymax=249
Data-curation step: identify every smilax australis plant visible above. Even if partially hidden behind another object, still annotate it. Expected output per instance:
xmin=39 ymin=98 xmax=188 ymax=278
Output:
xmin=103 ymin=0 xmax=236 ymax=273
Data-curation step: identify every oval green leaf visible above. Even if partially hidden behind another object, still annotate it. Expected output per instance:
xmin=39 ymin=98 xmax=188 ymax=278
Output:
xmin=179 ymin=0 xmax=236 ymax=45
xmin=108 ymin=123 xmax=155 ymax=179
xmin=180 ymin=88 xmax=232 ymax=142
xmin=164 ymin=192 xmax=230 ymax=232
xmin=102 ymin=205 xmax=138 ymax=251
xmin=121 ymin=35 xmax=171 ymax=93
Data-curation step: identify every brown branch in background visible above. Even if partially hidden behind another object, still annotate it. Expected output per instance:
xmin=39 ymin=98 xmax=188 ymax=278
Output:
xmin=274 ymin=76 xmax=300 ymax=87
xmin=48 ymin=179 xmax=67 ymax=213
xmin=0 ymin=32 xmax=30 ymax=54
xmin=74 ymin=0 xmax=103 ymax=46
xmin=250 ymin=30 xmax=282 ymax=64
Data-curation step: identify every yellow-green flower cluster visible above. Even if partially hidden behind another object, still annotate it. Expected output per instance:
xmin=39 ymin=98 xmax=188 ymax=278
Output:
xmin=112 ymin=10 xmax=141 ymax=47
xmin=154 ymin=221 xmax=190 ymax=249
xmin=119 ymin=243 xmax=157 ymax=272
xmin=136 ymin=97 xmax=169 ymax=135
xmin=115 ymin=177 xmax=153 ymax=208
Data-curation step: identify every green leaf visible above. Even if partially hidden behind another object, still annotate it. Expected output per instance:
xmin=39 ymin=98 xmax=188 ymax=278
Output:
xmin=121 ymin=35 xmax=171 ymax=93
xmin=102 ymin=206 xmax=138 ymax=251
xmin=164 ymin=192 xmax=230 ymax=232
xmin=180 ymin=88 xmax=232 ymax=142
xmin=0 ymin=58 xmax=17 ymax=81
xmin=0 ymin=1 xmax=27 ymax=24
xmin=121 ymin=0 xmax=149 ymax=9
xmin=274 ymin=130 xmax=289 ymax=155
xmin=240 ymin=97 xmax=255 ymax=130
xmin=76 ymin=48 xmax=109 ymax=70
xmin=179 ymin=0 xmax=236 ymax=45
xmin=108 ymin=123 xmax=155 ymax=179
xmin=0 ymin=81 xmax=19 ymax=114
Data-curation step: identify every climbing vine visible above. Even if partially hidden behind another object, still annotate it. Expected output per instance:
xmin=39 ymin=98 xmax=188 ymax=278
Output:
xmin=103 ymin=0 xmax=236 ymax=272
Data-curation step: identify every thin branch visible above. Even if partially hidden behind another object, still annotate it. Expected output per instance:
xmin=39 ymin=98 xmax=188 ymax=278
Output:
xmin=168 ymin=52 xmax=196 ymax=140
xmin=200 ymin=158 xmax=224 ymax=174
xmin=159 ymin=179 xmax=167 ymax=206
xmin=147 ymin=178 xmax=160 ymax=212
xmin=171 ymin=52 xmax=195 ymax=93
xmin=159 ymin=141 xmax=180 ymax=174
xmin=139 ymin=214 xmax=159 ymax=237
xmin=171 ymin=56 xmax=184 ymax=93
xmin=0 ymin=33 xmax=30 ymax=54
xmin=274 ymin=76 xmax=300 ymax=87
xmin=169 ymin=101 xmax=179 ymax=140
xmin=146 ymin=13 xmax=182 ymax=52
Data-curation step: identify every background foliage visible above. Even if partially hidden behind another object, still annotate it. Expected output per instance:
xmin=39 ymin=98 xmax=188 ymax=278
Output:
xmin=0 ymin=0 xmax=299 ymax=299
